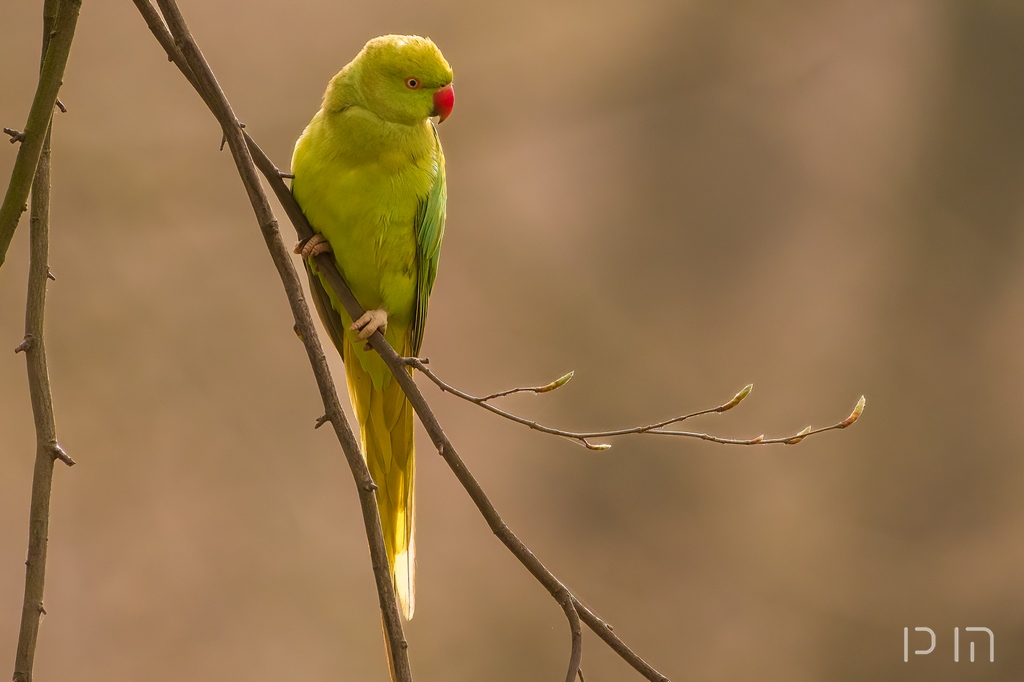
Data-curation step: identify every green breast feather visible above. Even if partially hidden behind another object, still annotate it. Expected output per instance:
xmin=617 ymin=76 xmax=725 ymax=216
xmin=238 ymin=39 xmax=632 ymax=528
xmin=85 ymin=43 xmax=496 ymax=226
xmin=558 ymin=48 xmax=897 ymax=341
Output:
xmin=298 ymin=123 xmax=445 ymax=361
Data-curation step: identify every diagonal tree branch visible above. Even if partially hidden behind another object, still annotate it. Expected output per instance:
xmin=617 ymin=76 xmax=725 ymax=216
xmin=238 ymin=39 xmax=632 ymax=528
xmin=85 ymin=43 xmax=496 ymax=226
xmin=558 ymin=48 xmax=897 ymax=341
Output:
xmin=245 ymin=83 xmax=666 ymax=682
xmin=0 ymin=0 xmax=81 ymax=270
xmin=12 ymin=3 xmax=78 ymax=682
xmin=251 ymin=133 xmax=594 ymax=681
xmin=132 ymin=2 xmax=414 ymax=680
xmin=245 ymin=74 xmax=671 ymax=682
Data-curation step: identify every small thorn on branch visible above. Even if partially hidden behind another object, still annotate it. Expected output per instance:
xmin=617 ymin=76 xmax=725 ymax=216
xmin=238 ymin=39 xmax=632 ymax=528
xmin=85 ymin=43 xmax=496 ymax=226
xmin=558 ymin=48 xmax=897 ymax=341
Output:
xmin=364 ymin=480 xmax=378 ymax=492
xmin=55 ymin=99 xmax=67 ymax=113
xmin=14 ymin=336 xmax=33 ymax=353
xmin=46 ymin=268 xmax=56 ymax=281
xmin=278 ymin=171 xmax=295 ymax=179
xmin=314 ymin=414 xmax=330 ymax=429
xmin=4 ymin=127 xmax=26 ymax=143
xmin=51 ymin=443 xmax=75 ymax=467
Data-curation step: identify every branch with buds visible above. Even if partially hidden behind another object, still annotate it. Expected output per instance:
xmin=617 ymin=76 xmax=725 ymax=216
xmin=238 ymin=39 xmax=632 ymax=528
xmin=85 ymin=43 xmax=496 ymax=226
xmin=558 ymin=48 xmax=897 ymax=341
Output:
xmin=406 ymin=357 xmax=866 ymax=451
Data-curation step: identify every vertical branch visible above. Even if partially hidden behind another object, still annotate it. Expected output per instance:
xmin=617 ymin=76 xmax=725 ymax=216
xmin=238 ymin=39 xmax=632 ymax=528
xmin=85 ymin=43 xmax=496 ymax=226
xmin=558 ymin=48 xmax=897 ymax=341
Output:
xmin=12 ymin=3 xmax=76 ymax=681
xmin=0 ymin=0 xmax=80 ymax=269
xmin=134 ymin=2 xmax=413 ymax=679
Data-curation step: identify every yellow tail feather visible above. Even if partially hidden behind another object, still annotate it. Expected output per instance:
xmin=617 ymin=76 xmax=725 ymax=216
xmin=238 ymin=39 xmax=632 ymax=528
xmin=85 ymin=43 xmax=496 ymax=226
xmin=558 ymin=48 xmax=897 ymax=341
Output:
xmin=344 ymin=333 xmax=416 ymax=620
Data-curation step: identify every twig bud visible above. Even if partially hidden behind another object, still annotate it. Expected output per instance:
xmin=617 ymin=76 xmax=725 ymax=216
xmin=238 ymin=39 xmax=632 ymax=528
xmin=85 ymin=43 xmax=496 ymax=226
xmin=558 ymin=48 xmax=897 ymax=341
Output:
xmin=839 ymin=396 xmax=866 ymax=428
xmin=720 ymin=384 xmax=753 ymax=412
xmin=784 ymin=426 xmax=813 ymax=445
xmin=537 ymin=371 xmax=574 ymax=393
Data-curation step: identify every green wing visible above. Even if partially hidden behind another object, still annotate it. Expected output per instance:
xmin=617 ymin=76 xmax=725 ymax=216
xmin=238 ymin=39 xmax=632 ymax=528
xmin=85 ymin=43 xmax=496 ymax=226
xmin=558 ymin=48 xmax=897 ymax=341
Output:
xmin=410 ymin=124 xmax=446 ymax=356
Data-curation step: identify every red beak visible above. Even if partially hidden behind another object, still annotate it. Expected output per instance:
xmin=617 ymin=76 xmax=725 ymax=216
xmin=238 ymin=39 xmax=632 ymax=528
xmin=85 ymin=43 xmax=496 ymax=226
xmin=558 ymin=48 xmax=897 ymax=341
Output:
xmin=432 ymin=83 xmax=455 ymax=123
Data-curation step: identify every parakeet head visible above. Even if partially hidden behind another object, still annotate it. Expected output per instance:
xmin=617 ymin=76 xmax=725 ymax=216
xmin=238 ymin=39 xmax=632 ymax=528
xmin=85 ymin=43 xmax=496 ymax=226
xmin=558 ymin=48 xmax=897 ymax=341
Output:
xmin=349 ymin=35 xmax=454 ymax=126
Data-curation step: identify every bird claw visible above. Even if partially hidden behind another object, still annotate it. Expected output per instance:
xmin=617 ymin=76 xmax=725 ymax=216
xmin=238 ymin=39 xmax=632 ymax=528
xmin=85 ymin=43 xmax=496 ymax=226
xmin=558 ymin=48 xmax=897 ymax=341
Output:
xmin=351 ymin=309 xmax=388 ymax=345
xmin=293 ymin=233 xmax=332 ymax=259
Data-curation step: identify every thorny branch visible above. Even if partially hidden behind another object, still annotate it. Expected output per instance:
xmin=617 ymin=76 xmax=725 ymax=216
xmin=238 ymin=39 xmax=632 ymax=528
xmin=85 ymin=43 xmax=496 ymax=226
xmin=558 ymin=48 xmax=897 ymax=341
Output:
xmin=133 ymin=2 xmax=413 ymax=680
xmin=0 ymin=0 xmax=81 ymax=269
xmin=12 ymin=2 xmax=77 ymax=682
xmin=406 ymin=359 xmax=866 ymax=451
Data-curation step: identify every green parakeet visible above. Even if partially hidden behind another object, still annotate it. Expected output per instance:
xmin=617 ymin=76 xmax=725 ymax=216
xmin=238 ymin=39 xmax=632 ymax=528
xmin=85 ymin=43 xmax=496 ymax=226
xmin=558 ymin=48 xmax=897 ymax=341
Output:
xmin=290 ymin=35 xmax=454 ymax=620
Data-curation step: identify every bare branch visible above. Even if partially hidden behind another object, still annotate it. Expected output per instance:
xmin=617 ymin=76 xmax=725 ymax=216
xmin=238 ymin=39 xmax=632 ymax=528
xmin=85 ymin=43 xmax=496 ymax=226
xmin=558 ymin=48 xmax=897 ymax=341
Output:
xmin=406 ymin=360 xmax=865 ymax=450
xmin=134 ymin=2 xmax=412 ymax=679
xmin=12 ymin=3 xmax=76 ymax=681
xmin=4 ymin=128 xmax=26 ymax=144
xmin=0 ymin=0 xmax=81 ymax=269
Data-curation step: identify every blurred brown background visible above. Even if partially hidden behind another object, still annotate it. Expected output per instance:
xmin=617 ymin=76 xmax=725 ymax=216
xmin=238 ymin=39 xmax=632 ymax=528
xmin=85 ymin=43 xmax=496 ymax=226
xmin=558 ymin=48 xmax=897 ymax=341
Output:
xmin=2 ymin=1 xmax=1023 ymax=680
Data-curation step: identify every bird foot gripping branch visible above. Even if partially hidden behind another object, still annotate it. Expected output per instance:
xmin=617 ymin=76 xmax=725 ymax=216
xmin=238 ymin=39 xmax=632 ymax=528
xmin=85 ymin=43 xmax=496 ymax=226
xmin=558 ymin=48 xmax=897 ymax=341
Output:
xmin=350 ymin=308 xmax=389 ymax=342
xmin=293 ymin=232 xmax=332 ymax=259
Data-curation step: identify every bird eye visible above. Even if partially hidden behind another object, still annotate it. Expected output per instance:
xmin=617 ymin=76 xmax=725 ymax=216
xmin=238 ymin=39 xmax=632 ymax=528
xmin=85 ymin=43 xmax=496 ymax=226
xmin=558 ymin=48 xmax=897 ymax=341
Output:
xmin=405 ymin=78 xmax=420 ymax=89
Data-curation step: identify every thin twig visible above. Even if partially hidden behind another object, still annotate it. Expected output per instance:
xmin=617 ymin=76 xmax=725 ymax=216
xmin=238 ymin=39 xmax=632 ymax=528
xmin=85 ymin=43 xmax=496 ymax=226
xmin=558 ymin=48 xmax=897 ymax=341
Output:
xmin=407 ymin=360 xmax=866 ymax=450
xmin=12 ymin=3 xmax=76 ymax=681
xmin=0 ymin=0 xmax=81 ymax=269
xmin=477 ymin=370 xmax=575 ymax=401
xmin=135 ymin=2 xmax=413 ymax=680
